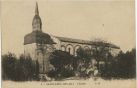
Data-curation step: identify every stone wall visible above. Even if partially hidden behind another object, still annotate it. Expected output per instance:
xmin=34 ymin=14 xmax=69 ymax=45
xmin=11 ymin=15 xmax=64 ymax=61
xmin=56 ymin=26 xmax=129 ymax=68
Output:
xmin=24 ymin=43 xmax=37 ymax=60
xmin=59 ymin=41 xmax=92 ymax=56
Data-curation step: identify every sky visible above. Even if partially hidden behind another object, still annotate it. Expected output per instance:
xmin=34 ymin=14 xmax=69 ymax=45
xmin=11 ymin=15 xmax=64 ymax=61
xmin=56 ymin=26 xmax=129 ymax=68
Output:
xmin=1 ymin=0 xmax=135 ymax=55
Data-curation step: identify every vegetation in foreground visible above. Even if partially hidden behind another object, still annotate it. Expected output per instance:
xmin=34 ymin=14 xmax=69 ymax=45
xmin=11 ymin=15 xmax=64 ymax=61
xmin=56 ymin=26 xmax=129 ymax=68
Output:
xmin=2 ymin=41 xmax=136 ymax=81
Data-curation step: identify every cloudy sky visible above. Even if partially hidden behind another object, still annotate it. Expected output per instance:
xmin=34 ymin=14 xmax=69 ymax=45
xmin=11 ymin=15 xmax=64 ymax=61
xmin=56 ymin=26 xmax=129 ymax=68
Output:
xmin=1 ymin=0 xmax=135 ymax=55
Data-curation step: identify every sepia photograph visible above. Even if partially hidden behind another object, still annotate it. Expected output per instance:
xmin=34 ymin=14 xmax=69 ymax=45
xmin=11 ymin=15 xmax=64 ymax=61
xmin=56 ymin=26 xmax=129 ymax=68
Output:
xmin=1 ymin=0 xmax=136 ymax=88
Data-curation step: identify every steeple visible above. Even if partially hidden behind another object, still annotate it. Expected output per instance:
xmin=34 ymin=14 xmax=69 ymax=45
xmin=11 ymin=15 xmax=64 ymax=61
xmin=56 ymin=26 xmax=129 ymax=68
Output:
xmin=32 ymin=2 xmax=42 ymax=32
xmin=35 ymin=2 xmax=39 ymax=15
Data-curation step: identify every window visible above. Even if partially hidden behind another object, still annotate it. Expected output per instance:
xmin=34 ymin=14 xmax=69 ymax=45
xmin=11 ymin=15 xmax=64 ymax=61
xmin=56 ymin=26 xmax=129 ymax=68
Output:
xmin=68 ymin=48 xmax=71 ymax=54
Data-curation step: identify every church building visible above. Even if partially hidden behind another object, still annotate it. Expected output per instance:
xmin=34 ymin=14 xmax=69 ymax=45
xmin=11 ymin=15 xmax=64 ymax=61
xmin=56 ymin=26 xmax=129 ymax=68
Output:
xmin=24 ymin=3 xmax=120 ymax=77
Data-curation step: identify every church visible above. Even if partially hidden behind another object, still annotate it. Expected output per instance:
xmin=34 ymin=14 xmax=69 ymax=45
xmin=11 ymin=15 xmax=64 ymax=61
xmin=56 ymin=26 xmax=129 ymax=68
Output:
xmin=24 ymin=3 xmax=120 ymax=77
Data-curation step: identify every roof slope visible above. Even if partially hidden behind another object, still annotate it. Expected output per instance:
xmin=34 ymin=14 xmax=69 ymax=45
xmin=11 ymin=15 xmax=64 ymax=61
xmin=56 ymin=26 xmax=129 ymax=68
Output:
xmin=56 ymin=36 xmax=92 ymax=45
xmin=24 ymin=31 xmax=55 ymax=45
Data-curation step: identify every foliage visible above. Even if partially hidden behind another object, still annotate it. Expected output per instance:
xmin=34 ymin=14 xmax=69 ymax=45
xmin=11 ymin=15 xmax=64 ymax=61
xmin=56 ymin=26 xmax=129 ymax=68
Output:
xmin=75 ymin=39 xmax=136 ymax=79
xmin=75 ymin=47 xmax=96 ymax=78
xmin=48 ymin=50 xmax=75 ymax=79
xmin=116 ymin=49 xmax=136 ymax=78
xmin=2 ymin=47 xmax=136 ymax=81
xmin=2 ymin=53 xmax=39 ymax=81
xmin=91 ymin=40 xmax=111 ymax=63
xmin=101 ymin=48 xmax=136 ymax=79
xmin=2 ymin=53 xmax=17 ymax=80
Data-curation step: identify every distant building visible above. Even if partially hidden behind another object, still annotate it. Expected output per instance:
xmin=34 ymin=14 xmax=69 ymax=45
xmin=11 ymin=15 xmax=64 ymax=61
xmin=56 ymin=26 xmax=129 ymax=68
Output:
xmin=24 ymin=3 xmax=120 ymax=77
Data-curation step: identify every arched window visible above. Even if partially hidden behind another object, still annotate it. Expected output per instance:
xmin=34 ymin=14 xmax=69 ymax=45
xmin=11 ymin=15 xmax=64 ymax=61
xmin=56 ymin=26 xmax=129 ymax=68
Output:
xmin=61 ymin=46 xmax=66 ymax=51
xmin=74 ymin=45 xmax=81 ymax=56
xmin=66 ymin=44 xmax=74 ymax=55
xmin=68 ymin=48 xmax=71 ymax=53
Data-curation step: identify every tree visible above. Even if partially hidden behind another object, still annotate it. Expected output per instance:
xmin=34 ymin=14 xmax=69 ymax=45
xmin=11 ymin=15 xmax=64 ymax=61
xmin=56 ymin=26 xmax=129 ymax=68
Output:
xmin=76 ymin=47 xmax=99 ymax=78
xmin=91 ymin=39 xmax=115 ymax=70
xmin=49 ymin=50 xmax=75 ymax=78
xmin=101 ymin=48 xmax=136 ymax=79
xmin=116 ymin=48 xmax=136 ymax=78
xmin=2 ymin=53 xmax=40 ymax=81
xmin=2 ymin=53 xmax=17 ymax=80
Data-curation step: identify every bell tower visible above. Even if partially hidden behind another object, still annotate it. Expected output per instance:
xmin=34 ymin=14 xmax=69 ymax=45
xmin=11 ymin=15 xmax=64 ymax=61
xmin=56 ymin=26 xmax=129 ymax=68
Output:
xmin=24 ymin=2 xmax=56 ymax=79
xmin=32 ymin=2 xmax=42 ymax=31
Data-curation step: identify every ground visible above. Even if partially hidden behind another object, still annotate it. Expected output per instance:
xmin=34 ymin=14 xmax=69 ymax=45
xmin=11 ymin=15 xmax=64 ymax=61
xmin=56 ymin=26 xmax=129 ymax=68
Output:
xmin=2 ymin=78 xmax=136 ymax=88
